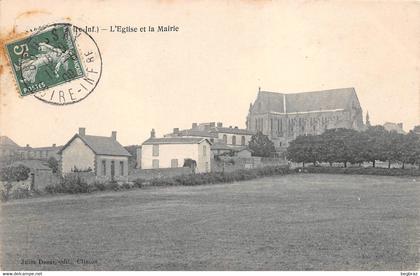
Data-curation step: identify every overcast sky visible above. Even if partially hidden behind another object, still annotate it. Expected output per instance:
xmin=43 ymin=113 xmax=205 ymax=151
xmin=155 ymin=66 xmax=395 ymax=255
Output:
xmin=1 ymin=0 xmax=419 ymax=147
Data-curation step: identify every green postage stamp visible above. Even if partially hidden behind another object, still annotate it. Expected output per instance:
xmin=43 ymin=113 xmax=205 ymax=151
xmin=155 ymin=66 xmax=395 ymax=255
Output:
xmin=6 ymin=24 xmax=85 ymax=96
xmin=5 ymin=23 xmax=102 ymax=105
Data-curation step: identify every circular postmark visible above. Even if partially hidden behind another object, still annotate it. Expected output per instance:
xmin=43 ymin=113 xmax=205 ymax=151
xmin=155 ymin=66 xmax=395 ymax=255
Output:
xmin=6 ymin=22 xmax=102 ymax=105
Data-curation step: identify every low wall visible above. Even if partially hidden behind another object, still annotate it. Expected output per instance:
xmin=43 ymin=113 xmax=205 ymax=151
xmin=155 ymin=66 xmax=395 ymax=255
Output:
xmin=128 ymin=167 xmax=193 ymax=181
xmin=212 ymin=157 xmax=287 ymax=172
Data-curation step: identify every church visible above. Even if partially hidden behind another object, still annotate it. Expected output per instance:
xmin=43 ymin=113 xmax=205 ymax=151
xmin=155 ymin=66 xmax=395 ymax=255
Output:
xmin=246 ymin=87 xmax=364 ymax=151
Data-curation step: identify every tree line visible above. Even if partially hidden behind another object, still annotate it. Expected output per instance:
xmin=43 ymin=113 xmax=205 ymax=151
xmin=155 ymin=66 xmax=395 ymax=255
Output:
xmin=287 ymin=126 xmax=420 ymax=168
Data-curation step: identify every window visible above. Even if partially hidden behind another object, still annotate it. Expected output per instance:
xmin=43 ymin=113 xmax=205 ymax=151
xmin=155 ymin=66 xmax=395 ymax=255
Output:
xmin=203 ymin=145 xmax=207 ymax=156
xmin=205 ymin=162 xmax=209 ymax=172
xmin=111 ymin=161 xmax=115 ymax=177
xmin=152 ymin=144 xmax=159 ymax=156
xmin=223 ymin=134 xmax=227 ymax=144
xmin=232 ymin=136 xmax=236 ymax=145
xmin=120 ymin=161 xmax=124 ymax=175
xmin=102 ymin=160 xmax=106 ymax=175
xmin=241 ymin=136 xmax=245 ymax=145
xmin=152 ymin=159 xmax=159 ymax=169
xmin=171 ymin=159 xmax=178 ymax=168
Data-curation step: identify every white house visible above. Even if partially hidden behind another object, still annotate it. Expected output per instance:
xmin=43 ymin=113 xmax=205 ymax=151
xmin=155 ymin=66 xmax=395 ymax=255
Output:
xmin=141 ymin=130 xmax=212 ymax=173
xmin=58 ymin=128 xmax=131 ymax=180
xmin=211 ymin=126 xmax=254 ymax=147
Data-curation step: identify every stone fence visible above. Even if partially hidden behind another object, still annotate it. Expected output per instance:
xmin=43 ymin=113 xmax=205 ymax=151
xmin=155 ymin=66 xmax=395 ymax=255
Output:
xmin=128 ymin=167 xmax=193 ymax=181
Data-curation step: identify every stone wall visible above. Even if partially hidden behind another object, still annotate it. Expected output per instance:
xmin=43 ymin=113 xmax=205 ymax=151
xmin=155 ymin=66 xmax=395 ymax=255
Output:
xmin=128 ymin=167 xmax=193 ymax=181
xmin=212 ymin=156 xmax=287 ymax=172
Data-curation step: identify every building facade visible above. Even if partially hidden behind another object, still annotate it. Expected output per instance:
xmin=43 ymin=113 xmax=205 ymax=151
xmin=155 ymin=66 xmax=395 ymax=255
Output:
xmin=383 ymin=122 xmax=406 ymax=134
xmin=142 ymin=130 xmax=211 ymax=173
xmin=58 ymin=128 xmax=131 ymax=180
xmin=246 ymin=87 xmax=364 ymax=150
xmin=17 ymin=144 xmax=62 ymax=160
xmin=165 ymin=122 xmax=255 ymax=147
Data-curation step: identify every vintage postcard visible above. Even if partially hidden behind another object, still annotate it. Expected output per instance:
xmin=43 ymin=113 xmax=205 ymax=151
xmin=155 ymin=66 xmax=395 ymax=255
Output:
xmin=0 ymin=0 xmax=419 ymax=274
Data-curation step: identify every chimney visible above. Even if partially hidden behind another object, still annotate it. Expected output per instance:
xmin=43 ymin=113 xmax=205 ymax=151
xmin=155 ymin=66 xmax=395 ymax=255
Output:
xmin=397 ymin=123 xmax=403 ymax=129
xmin=26 ymin=144 xmax=30 ymax=148
xmin=52 ymin=143 xmax=56 ymax=147
xmin=192 ymin=123 xmax=198 ymax=129
xmin=150 ymin=128 xmax=156 ymax=138
xmin=217 ymin=122 xmax=223 ymax=127
xmin=173 ymin=128 xmax=179 ymax=135
xmin=111 ymin=131 xmax=117 ymax=140
xmin=229 ymin=126 xmax=232 ymax=128
xmin=234 ymin=126 xmax=238 ymax=129
xmin=210 ymin=122 xmax=215 ymax=127
xmin=79 ymin=127 xmax=86 ymax=136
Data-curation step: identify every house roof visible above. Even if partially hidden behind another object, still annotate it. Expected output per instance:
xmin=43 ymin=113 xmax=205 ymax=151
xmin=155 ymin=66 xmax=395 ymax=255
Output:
xmin=211 ymin=127 xmax=255 ymax=135
xmin=253 ymin=87 xmax=359 ymax=114
xmin=10 ymin=160 xmax=51 ymax=171
xmin=59 ymin=134 xmax=131 ymax=156
xmin=0 ymin=136 xmax=20 ymax=148
xmin=211 ymin=142 xmax=232 ymax=150
xmin=166 ymin=127 xmax=254 ymax=137
xmin=143 ymin=137 xmax=211 ymax=145
xmin=21 ymin=145 xmax=63 ymax=151
xmin=168 ymin=129 xmax=217 ymax=138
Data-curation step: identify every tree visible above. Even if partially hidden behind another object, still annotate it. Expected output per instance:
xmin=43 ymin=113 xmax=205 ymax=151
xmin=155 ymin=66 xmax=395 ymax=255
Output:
xmin=183 ymin=158 xmax=197 ymax=173
xmin=124 ymin=145 xmax=140 ymax=171
xmin=47 ymin=157 xmax=59 ymax=173
xmin=0 ymin=165 xmax=30 ymax=201
xmin=287 ymin=135 xmax=311 ymax=167
xmin=364 ymin=125 xmax=388 ymax=167
xmin=248 ymin=131 xmax=276 ymax=157
xmin=318 ymin=128 xmax=359 ymax=167
xmin=400 ymin=131 xmax=420 ymax=169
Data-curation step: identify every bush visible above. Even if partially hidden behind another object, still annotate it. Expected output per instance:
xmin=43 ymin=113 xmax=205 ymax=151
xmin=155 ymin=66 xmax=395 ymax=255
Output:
xmin=12 ymin=187 xmax=31 ymax=199
xmin=107 ymin=181 xmax=120 ymax=191
xmin=45 ymin=184 xmax=59 ymax=194
xmin=299 ymin=166 xmax=420 ymax=176
xmin=61 ymin=175 xmax=89 ymax=194
xmin=45 ymin=175 xmax=90 ymax=194
xmin=0 ymin=165 xmax=31 ymax=201
xmin=12 ymin=165 xmax=291 ymax=199
xmin=93 ymin=181 xmax=107 ymax=191
xmin=133 ymin=178 xmax=146 ymax=188
xmin=146 ymin=166 xmax=291 ymax=187
xmin=121 ymin=182 xmax=133 ymax=189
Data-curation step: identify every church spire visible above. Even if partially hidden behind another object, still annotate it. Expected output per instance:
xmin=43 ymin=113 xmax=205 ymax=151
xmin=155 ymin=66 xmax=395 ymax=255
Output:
xmin=366 ymin=111 xmax=371 ymax=127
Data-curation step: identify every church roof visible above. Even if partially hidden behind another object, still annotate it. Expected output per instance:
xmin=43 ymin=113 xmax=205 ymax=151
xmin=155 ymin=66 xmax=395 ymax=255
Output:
xmin=254 ymin=87 xmax=359 ymax=114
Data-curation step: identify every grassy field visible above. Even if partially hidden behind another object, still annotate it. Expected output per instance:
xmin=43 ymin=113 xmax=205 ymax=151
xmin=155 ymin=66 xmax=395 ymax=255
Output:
xmin=1 ymin=173 xmax=419 ymax=270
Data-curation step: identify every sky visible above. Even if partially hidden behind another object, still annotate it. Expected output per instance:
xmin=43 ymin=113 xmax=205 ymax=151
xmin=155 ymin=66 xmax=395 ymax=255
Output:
xmin=0 ymin=0 xmax=419 ymax=147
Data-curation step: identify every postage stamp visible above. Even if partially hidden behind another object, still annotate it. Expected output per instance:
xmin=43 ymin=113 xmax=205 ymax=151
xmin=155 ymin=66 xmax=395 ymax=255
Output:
xmin=4 ymin=23 xmax=102 ymax=105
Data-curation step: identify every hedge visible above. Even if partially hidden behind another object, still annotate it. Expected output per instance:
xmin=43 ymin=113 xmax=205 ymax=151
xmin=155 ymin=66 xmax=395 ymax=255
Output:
xmin=298 ymin=166 xmax=420 ymax=176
